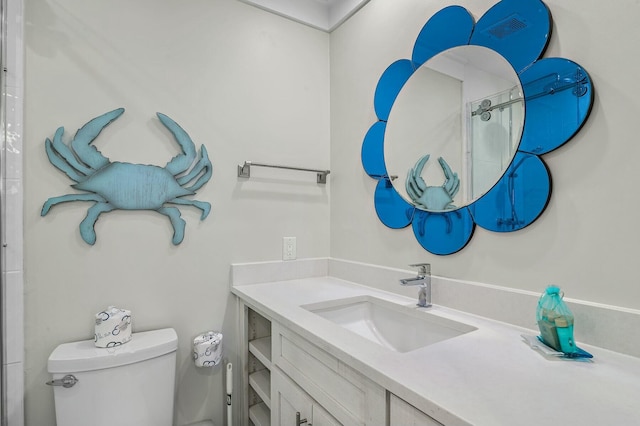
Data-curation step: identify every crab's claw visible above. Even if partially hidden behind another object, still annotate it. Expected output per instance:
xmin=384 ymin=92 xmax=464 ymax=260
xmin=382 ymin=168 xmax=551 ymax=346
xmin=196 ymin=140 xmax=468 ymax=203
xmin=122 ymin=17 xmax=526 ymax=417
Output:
xmin=158 ymin=112 xmax=197 ymax=176
xmin=406 ymin=154 xmax=430 ymax=201
xmin=71 ymin=108 xmax=123 ymax=170
xmin=438 ymin=157 xmax=460 ymax=199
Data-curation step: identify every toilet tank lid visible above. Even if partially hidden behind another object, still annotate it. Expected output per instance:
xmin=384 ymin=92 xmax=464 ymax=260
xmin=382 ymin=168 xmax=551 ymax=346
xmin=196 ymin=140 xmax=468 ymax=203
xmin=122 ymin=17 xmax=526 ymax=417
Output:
xmin=48 ymin=328 xmax=178 ymax=373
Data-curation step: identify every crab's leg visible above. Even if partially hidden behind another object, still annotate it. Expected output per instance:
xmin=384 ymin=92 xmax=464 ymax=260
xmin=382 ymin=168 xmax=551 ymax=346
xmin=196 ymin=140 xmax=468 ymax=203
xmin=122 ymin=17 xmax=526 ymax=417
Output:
xmin=79 ymin=202 xmax=116 ymax=245
xmin=45 ymin=138 xmax=87 ymax=183
xmin=167 ymin=198 xmax=211 ymax=220
xmin=158 ymin=113 xmax=197 ymax=176
xmin=45 ymin=127 xmax=95 ymax=182
xmin=447 ymin=177 xmax=460 ymax=199
xmin=406 ymin=166 xmax=429 ymax=202
xmin=406 ymin=154 xmax=430 ymax=200
xmin=41 ymin=193 xmax=107 ymax=216
xmin=72 ymin=108 xmax=123 ymax=170
xmin=52 ymin=127 xmax=94 ymax=175
xmin=177 ymin=145 xmax=212 ymax=191
xmin=406 ymin=174 xmax=418 ymax=201
xmin=157 ymin=207 xmax=186 ymax=245
xmin=406 ymin=171 xmax=427 ymax=201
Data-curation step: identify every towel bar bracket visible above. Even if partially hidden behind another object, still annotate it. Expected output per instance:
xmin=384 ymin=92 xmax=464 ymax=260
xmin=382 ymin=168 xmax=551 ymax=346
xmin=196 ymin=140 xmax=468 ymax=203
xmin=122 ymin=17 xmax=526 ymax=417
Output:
xmin=237 ymin=163 xmax=251 ymax=179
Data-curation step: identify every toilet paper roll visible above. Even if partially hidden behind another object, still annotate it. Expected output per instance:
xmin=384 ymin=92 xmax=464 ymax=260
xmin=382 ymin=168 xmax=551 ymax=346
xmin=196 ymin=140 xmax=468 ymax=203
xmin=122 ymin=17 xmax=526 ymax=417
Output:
xmin=193 ymin=331 xmax=223 ymax=368
xmin=94 ymin=306 xmax=132 ymax=348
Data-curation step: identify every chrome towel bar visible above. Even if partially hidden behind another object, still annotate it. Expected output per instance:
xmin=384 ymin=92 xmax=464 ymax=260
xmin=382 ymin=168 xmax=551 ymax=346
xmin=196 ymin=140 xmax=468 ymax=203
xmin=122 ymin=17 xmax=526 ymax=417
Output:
xmin=237 ymin=161 xmax=330 ymax=184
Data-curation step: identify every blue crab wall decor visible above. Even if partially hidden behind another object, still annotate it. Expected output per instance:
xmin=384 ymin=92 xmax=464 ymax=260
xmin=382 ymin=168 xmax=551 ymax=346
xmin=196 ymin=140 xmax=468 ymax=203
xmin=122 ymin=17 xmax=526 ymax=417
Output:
xmin=41 ymin=108 xmax=212 ymax=245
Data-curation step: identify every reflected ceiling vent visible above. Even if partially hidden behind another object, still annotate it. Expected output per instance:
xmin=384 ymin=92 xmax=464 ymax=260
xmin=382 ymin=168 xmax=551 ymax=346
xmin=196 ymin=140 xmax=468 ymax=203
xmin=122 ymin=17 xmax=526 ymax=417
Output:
xmin=484 ymin=14 xmax=528 ymax=39
xmin=238 ymin=0 xmax=370 ymax=32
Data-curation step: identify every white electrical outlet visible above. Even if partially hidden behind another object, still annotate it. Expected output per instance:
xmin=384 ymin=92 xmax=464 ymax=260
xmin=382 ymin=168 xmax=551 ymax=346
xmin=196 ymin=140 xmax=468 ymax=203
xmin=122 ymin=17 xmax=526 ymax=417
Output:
xmin=282 ymin=237 xmax=296 ymax=261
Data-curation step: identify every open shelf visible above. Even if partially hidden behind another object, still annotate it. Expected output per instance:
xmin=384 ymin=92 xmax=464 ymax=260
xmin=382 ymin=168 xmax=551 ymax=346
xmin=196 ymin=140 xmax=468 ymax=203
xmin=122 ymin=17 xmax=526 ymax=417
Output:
xmin=249 ymin=336 xmax=272 ymax=369
xmin=249 ymin=402 xmax=271 ymax=426
xmin=246 ymin=307 xmax=272 ymax=425
xmin=249 ymin=369 xmax=271 ymax=409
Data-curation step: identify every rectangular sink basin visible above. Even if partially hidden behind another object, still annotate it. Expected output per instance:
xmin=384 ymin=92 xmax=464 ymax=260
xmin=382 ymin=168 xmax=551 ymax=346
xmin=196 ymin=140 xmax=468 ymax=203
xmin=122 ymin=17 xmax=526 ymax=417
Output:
xmin=302 ymin=296 xmax=477 ymax=353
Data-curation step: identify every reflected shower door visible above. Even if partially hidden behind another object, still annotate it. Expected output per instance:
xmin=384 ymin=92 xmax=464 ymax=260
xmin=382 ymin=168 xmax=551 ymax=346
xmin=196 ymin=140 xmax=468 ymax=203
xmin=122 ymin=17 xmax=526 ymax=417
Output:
xmin=468 ymin=87 xmax=523 ymax=199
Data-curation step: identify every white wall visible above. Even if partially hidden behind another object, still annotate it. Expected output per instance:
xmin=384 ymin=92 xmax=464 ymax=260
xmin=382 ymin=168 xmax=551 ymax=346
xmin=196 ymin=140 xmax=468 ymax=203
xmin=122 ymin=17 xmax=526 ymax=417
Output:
xmin=24 ymin=0 xmax=329 ymax=425
xmin=20 ymin=0 xmax=640 ymax=423
xmin=330 ymin=0 xmax=640 ymax=310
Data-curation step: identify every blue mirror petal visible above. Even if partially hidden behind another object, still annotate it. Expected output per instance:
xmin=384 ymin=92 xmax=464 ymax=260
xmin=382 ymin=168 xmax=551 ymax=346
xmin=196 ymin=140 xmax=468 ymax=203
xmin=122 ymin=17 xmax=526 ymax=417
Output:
xmin=374 ymin=59 xmax=416 ymax=121
xmin=412 ymin=6 xmax=475 ymax=66
xmin=412 ymin=208 xmax=475 ymax=255
xmin=470 ymin=0 xmax=550 ymax=74
xmin=519 ymin=58 xmax=594 ymax=154
xmin=374 ymin=179 xmax=414 ymax=229
xmin=470 ymin=152 xmax=550 ymax=232
xmin=361 ymin=121 xmax=387 ymax=178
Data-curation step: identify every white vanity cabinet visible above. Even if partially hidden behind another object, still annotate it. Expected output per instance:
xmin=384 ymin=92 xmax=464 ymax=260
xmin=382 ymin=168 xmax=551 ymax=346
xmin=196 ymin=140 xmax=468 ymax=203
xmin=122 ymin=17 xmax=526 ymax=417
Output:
xmin=389 ymin=394 xmax=443 ymax=426
xmin=240 ymin=301 xmax=430 ymax=425
xmin=271 ymin=322 xmax=386 ymax=426
xmin=272 ymin=368 xmax=340 ymax=426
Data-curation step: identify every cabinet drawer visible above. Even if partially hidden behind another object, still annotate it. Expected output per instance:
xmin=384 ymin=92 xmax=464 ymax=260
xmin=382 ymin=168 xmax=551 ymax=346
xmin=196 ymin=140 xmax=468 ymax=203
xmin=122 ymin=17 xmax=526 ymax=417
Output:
xmin=272 ymin=323 xmax=385 ymax=426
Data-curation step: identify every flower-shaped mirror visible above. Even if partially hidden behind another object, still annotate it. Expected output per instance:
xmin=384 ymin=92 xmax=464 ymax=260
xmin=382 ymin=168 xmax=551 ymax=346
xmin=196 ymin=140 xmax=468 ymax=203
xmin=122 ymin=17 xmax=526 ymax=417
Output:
xmin=361 ymin=0 xmax=593 ymax=255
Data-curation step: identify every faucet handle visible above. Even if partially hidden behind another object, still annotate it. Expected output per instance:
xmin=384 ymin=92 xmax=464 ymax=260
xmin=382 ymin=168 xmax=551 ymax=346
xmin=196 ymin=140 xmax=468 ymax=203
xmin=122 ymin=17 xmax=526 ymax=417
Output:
xmin=408 ymin=263 xmax=431 ymax=274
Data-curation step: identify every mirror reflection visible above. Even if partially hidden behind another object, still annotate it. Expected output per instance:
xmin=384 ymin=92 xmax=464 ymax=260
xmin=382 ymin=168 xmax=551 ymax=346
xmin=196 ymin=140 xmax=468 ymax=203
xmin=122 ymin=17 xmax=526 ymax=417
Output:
xmin=384 ymin=45 xmax=524 ymax=212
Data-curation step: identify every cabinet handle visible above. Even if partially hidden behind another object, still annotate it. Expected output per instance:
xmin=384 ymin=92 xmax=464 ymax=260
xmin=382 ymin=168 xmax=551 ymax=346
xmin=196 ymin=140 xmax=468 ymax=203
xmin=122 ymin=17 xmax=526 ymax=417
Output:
xmin=296 ymin=411 xmax=308 ymax=425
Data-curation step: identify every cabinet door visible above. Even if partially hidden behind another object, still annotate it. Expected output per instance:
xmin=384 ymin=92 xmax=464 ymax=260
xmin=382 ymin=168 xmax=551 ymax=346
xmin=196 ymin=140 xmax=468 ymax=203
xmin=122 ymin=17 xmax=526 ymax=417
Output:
xmin=389 ymin=394 xmax=443 ymax=426
xmin=272 ymin=368 xmax=313 ymax=426
xmin=273 ymin=323 xmax=385 ymax=425
xmin=272 ymin=368 xmax=341 ymax=426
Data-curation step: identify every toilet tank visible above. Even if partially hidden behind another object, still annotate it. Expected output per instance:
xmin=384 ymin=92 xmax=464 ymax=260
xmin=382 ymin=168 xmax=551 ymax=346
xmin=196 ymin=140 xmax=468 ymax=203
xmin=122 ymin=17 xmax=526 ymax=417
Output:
xmin=47 ymin=328 xmax=178 ymax=426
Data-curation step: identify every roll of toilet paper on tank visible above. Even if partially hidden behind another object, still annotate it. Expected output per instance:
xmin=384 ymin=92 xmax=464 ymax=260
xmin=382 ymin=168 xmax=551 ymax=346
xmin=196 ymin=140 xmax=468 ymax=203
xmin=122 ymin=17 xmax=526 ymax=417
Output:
xmin=193 ymin=331 xmax=223 ymax=368
xmin=94 ymin=306 xmax=132 ymax=348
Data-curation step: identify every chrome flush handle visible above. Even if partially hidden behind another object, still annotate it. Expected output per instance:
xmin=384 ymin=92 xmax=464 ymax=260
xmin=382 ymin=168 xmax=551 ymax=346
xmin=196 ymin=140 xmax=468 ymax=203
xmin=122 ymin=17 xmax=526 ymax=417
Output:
xmin=46 ymin=374 xmax=79 ymax=388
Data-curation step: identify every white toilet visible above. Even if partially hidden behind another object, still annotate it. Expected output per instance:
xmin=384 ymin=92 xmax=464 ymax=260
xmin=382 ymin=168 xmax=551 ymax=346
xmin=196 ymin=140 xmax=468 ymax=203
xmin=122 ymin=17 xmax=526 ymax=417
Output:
xmin=47 ymin=328 xmax=214 ymax=426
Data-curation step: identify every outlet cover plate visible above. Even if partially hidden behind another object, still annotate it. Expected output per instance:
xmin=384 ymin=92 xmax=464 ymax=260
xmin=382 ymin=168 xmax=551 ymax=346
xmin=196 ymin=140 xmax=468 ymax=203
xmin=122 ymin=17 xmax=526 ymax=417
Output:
xmin=283 ymin=237 xmax=296 ymax=261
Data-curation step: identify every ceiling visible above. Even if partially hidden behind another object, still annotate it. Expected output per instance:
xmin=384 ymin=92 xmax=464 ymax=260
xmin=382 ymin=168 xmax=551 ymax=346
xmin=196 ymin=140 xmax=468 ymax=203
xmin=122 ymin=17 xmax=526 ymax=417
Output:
xmin=238 ymin=0 xmax=371 ymax=32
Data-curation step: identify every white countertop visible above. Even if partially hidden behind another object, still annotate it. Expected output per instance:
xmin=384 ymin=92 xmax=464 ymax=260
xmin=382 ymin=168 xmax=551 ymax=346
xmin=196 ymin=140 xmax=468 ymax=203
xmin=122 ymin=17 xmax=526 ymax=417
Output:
xmin=232 ymin=276 xmax=640 ymax=425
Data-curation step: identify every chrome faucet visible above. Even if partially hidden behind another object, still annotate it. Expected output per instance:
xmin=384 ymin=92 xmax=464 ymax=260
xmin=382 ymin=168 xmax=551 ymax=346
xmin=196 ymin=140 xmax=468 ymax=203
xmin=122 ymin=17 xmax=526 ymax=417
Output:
xmin=400 ymin=263 xmax=431 ymax=308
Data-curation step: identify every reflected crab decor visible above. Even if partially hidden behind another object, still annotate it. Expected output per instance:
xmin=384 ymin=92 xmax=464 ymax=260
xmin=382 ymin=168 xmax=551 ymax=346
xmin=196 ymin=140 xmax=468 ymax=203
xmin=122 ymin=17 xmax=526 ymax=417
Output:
xmin=406 ymin=155 xmax=459 ymax=211
xmin=361 ymin=0 xmax=593 ymax=255
xmin=41 ymin=108 xmax=212 ymax=245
